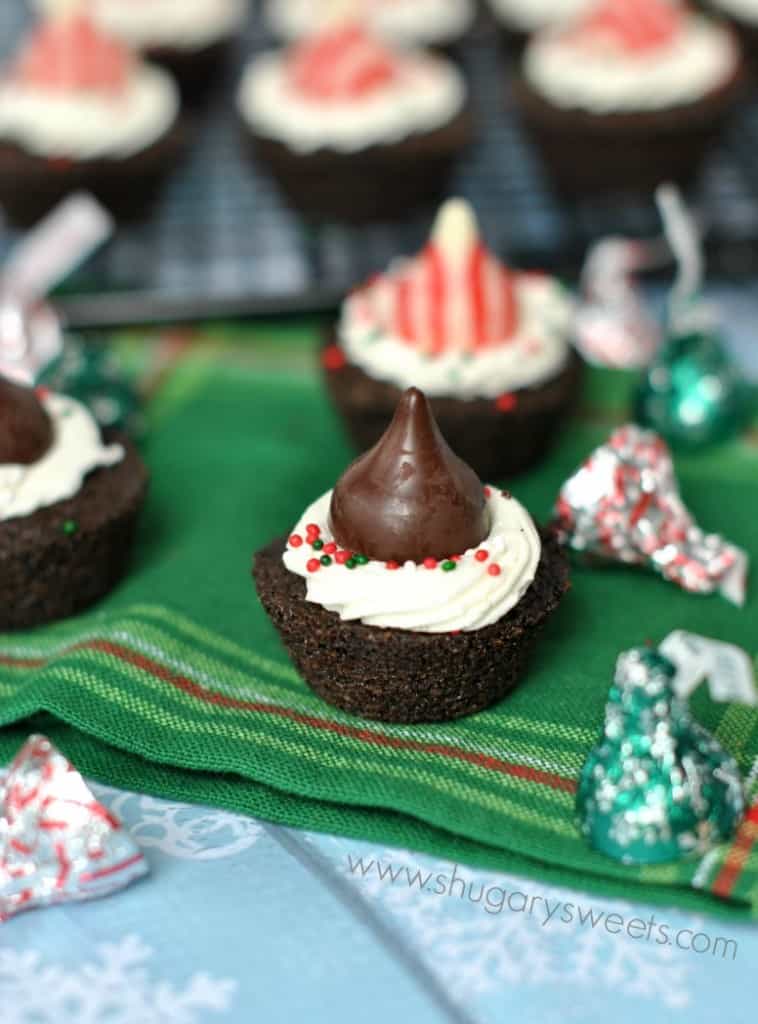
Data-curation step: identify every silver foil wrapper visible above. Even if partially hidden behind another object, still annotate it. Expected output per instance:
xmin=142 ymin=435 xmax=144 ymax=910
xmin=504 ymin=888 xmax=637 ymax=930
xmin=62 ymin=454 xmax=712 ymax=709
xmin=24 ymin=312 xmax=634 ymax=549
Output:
xmin=574 ymin=238 xmax=662 ymax=369
xmin=0 ymin=735 xmax=148 ymax=921
xmin=554 ymin=424 xmax=748 ymax=605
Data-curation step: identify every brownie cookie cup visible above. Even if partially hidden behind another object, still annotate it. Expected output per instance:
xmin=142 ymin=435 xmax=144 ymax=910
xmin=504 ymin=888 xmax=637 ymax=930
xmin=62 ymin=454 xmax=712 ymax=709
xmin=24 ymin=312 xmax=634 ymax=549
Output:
xmin=322 ymin=198 xmax=581 ymax=480
xmin=485 ymin=0 xmax=591 ymax=52
xmin=264 ymin=0 xmax=476 ymax=52
xmin=0 ymin=9 xmax=184 ymax=227
xmin=515 ymin=0 xmax=746 ymax=195
xmin=236 ymin=18 xmax=472 ymax=222
xmin=254 ymin=388 xmax=569 ymax=723
xmin=0 ymin=375 xmax=148 ymax=631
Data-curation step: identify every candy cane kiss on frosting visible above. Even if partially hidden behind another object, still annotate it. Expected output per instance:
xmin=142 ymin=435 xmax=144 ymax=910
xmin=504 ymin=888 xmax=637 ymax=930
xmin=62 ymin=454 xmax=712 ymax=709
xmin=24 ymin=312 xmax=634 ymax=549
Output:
xmin=338 ymin=198 xmax=574 ymax=398
xmin=524 ymin=0 xmax=740 ymax=114
xmin=236 ymin=14 xmax=466 ymax=153
xmin=0 ymin=4 xmax=179 ymax=160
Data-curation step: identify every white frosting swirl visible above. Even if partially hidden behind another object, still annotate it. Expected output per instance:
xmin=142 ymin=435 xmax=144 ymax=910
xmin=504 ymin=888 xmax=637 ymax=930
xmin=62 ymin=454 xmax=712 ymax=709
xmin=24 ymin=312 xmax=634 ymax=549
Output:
xmin=237 ymin=50 xmax=466 ymax=154
xmin=709 ymin=0 xmax=758 ymax=26
xmin=340 ymin=272 xmax=574 ymax=398
xmin=0 ymin=393 xmax=124 ymax=522
xmin=282 ymin=488 xmax=541 ymax=633
xmin=90 ymin=0 xmax=247 ymax=51
xmin=265 ymin=0 xmax=475 ymax=47
xmin=487 ymin=0 xmax=591 ymax=33
xmin=0 ymin=64 xmax=179 ymax=160
xmin=524 ymin=15 xmax=739 ymax=112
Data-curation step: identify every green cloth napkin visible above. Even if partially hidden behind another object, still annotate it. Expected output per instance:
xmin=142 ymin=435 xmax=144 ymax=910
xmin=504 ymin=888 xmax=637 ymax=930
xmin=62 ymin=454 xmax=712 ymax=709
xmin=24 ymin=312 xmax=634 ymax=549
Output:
xmin=1 ymin=330 xmax=757 ymax=921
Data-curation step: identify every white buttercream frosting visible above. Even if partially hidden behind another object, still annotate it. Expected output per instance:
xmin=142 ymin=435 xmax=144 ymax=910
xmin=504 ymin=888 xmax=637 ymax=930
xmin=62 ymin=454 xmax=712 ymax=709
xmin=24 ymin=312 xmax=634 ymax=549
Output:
xmin=265 ymin=0 xmax=475 ymax=46
xmin=90 ymin=0 xmax=247 ymax=51
xmin=0 ymin=64 xmax=179 ymax=160
xmin=0 ymin=393 xmax=124 ymax=522
xmin=237 ymin=49 xmax=465 ymax=154
xmin=488 ymin=0 xmax=591 ymax=32
xmin=524 ymin=14 xmax=739 ymax=113
xmin=282 ymin=488 xmax=542 ymax=633
xmin=340 ymin=272 xmax=573 ymax=398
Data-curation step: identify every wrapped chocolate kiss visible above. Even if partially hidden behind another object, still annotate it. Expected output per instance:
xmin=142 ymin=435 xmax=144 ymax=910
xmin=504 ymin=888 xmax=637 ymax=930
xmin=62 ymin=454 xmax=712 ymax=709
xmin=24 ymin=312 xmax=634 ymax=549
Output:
xmin=635 ymin=186 xmax=747 ymax=448
xmin=554 ymin=423 xmax=748 ymax=605
xmin=577 ymin=647 xmax=744 ymax=865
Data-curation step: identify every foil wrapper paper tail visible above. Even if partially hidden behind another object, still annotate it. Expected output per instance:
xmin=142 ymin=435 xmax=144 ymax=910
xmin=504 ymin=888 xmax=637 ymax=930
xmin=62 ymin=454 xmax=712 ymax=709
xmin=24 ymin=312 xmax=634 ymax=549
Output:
xmin=554 ymin=424 xmax=748 ymax=605
xmin=0 ymin=735 xmax=147 ymax=921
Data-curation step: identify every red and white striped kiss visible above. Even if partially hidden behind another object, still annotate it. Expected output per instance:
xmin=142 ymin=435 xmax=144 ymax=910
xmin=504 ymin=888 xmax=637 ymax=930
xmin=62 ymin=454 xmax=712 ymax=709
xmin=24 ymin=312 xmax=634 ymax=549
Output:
xmin=16 ymin=5 xmax=133 ymax=95
xmin=384 ymin=200 xmax=519 ymax=354
xmin=575 ymin=0 xmax=683 ymax=54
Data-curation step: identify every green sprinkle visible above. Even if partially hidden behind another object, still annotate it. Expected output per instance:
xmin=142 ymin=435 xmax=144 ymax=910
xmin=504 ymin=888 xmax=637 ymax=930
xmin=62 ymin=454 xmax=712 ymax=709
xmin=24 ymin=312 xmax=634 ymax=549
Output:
xmin=442 ymin=560 xmax=457 ymax=572
xmin=346 ymin=558 xmax=358 ymax=569
xmin=311 ymin=539 xmax=324 ymax=551
xmin=354 ymin=554 xmax=369 ymax=565
xmin=320 ymin=555 xmax=332 ymax=567
xmin=62 ymin=520 xmax=78 ymax=536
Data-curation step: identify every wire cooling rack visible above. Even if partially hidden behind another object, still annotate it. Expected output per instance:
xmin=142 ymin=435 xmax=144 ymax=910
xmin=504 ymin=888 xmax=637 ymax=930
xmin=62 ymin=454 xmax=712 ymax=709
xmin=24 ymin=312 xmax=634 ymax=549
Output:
xmin=2 ymin=2 xmax=758 ymax=326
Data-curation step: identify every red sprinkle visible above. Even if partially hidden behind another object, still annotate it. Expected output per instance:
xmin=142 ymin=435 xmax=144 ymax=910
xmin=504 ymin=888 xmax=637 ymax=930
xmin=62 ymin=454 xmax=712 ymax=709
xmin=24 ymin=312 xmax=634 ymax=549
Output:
xmin=322 ymin=344 xmax=347 ymax=371
xmin=305 ymin=523 xmax=321 ymax=537
xmin=423 ymin=558 xmax=438 ymax=570
xmin=488 ymin=564 xmax=502 ymax=577
xmin=306 ymin=558 xmax=321 ymax=573
xmin=323 ymin=542 xmax=337 ymax=554
xmin=386 ymin=560 xmax=400 ymax=570
xmin=483 ymin=486 xmax=492 ymax=498
xmin=451 ymin=555 xmax=462 ymax=562
xmin=335 ymin=550 xmax=352 ymax=565
xmin=475 ymin=549 xmax=489 ymax=562
xmin=289 ymin=534 xmax=303 ymax=548
xmin=495 ymin=393 xmax=517 ymax=414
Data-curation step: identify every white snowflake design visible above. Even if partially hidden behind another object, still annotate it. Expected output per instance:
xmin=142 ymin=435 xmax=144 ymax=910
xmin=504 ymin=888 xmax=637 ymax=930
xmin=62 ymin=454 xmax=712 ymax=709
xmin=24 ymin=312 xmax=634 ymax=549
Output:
xmin=308 ymin=834 xmax=694 ymax=1011
xmin=0 ymin=934 xmax=236 ymax=1024
xmin=94 ymin=788 xmax=263 ymax=862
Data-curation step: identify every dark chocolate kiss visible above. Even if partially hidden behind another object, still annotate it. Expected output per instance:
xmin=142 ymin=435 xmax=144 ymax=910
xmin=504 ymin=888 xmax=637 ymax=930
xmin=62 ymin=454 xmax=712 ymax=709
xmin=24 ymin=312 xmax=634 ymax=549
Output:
xmin=0 ymin=375 xmax=53 ymax=465
xmin=329 ymin=387 xmax=489 ymax=564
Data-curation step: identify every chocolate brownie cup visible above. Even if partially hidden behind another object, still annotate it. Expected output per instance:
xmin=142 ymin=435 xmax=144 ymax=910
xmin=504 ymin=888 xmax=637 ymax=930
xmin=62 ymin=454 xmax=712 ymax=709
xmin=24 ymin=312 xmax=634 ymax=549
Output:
xmin=264 ymin=0 xmax=476 ymax=53
xmin=0 ymin=375 xmax=148 ymax=630
xmin=254 ymin=387 xmax=569 ymax=723
xmin=322 ymin=198 xmax=581 ymax=480
xmin=515 ymin=0 xmax=746 ymax=195
xmin=0 ymin=10 xmax=185 ymax=227
xmin=236 ymin=19 xmax=473 ymax=222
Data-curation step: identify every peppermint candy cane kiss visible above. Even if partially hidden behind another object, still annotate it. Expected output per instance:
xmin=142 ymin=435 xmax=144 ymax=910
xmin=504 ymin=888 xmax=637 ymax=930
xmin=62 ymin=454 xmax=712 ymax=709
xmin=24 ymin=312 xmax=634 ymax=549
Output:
xmin=338 ymin=199 xmax=574 ymax=399
xmin=0 ymin=6 xmax=179 ymax=160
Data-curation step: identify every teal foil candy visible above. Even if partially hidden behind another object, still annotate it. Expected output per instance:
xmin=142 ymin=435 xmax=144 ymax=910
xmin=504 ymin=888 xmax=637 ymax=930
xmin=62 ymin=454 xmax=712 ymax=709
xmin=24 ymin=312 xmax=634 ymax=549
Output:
xmin=40 ymin=335 xmax=143 ymax=438
xmin=577 ymin=647 xmax=744 ymax=865
xmin=635 ymin=330 xmax=746 ymax=449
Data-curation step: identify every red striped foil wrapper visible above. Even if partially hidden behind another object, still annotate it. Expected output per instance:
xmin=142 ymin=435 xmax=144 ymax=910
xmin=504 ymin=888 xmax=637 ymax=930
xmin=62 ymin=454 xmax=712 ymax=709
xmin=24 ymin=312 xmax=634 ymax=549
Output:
xmin=0 ymin=735 xmax=148 ymax=921
xmin=554 ymin=424 xmax=748 ymax=605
